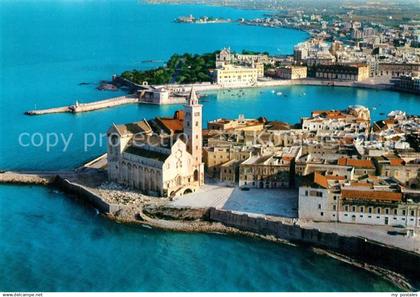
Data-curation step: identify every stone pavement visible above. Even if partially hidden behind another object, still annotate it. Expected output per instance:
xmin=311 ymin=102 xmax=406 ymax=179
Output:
xmin=169 ymin=184 xmax=298 ymax=218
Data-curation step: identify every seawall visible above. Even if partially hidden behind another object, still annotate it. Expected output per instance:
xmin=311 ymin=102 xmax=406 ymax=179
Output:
xmin=25 ymin=95 xmax=138 ymax=116
xmin=53 ymin=176 xmax=121 ymax=214
xmin=208 ymin=208 xmax=420 ymax=289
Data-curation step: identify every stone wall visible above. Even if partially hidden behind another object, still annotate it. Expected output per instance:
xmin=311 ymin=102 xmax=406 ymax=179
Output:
xmin=208 ymin=208 xmax=420 ymax=285
xmin=54 ymin=177 xmax=121 ymax=214
xmin=143 ymin=205 xmax=209 ymax=221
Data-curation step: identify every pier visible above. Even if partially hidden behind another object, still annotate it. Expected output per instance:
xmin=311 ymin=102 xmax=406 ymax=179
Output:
xmin=0 ymin=170 xmax=76 ymax=185
xmin=25 ymin=95 xmax=139 ymax=116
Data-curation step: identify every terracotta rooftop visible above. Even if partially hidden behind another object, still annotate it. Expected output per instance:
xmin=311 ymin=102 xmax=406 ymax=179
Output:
xmin=341 ymin=189 xmax=402 ymax=202
xmin=338 ymin=158 xmax=375 ymax=169
xmin=389 ymin=158 xmax=405 ymax=166
xmin=156 ymin=116 xmax=184 ymax=134
xmin=114 ymin=120 xmax=151 ymax=135
xmin=313 ymin=172 xmax=345 ymax=188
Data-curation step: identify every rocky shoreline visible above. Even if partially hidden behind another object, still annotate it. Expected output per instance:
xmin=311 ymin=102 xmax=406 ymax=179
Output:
xmin=106 ymin=204 xmax=414 ymax=292
xmin=0 ymin=172 xmax=417 ymax=291
xmin=54 ymin=178 xmax=416 ymax=292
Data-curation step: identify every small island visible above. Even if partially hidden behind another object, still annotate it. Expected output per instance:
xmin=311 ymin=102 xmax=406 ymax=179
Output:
xmin=176 ymin=15 xmax=233 ymax=24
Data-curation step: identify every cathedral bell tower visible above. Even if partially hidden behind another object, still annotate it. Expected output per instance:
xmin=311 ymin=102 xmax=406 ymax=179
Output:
xmin=183 ymin=87 xmax=204 ymax=185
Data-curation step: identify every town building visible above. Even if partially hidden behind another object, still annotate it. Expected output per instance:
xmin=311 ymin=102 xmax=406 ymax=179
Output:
xmin=392 ymin=75 xmax=420 ymax=94
xmin=299 ymin=173 xmax=420 ymax=227
xmin=312 ymin=64 xmax=369 ymax=81
xmin=275 ymin=66 xmax=307 ymax=79
xmin=301 ymin=105 xmax=371 ymax=137
xmin=339 ymin=179 xmax=419 ymax=227
xmin=377 ymin=63 xmax=420 ymax=77
xmin=214 ymin=64 xmax=262 ymax=87
xmin=299 ymin=172 xmax=344 ymax=222
xmin=239 ymin=154 xmax=293 ymax=189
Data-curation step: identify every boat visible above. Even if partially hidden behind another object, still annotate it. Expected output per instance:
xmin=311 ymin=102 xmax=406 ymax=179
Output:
xmin=271 ymin=90 xmax=275 ymax=93
xmin=276 ymin=92 xmax=283 ymax=96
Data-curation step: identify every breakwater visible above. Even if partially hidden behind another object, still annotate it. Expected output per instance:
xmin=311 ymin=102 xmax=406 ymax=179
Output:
xmin=53 ymin=176 xmax=121 ymax=214
xmin=25 ymin=95 xmax=139 ymax=116
xmin=0 ymin=171 xmax=75 ymax=185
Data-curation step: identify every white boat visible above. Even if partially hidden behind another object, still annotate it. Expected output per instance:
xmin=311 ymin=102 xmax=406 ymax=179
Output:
xmin=271 ymin=90 xmax=275 ymax=93
xmin=276 ymin=92 xmax=283 ymax=96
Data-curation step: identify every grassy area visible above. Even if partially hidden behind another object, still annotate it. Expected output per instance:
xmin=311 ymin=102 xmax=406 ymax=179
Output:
xmin=120 ymin=52 xmax=217 ymax=85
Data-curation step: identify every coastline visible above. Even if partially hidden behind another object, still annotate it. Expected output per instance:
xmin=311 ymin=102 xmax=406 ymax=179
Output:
xmin=1 ymin=170 xmax=417 ymax=291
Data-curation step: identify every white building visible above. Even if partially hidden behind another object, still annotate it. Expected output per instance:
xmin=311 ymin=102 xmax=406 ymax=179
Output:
xmin=107 ymin=88 xmax=204 ymax=197
xmin=299 ymin=173 xmax=420 ymax=227
xmin=214 ymin=64 xmax=262 ymax=87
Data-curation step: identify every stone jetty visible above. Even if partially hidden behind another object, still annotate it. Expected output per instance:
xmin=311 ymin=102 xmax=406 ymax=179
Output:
xmin=25 ymin=95 xmax=139 ymax=116
xmin=0 ymin=171 xmax=75 ymax=185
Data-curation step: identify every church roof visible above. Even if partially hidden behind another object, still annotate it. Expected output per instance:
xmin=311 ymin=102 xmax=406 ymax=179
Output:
xmin=124 ymin=145 xmax=170 ymax=162
xmin=112 ymin=120 xmax=152 ymax=136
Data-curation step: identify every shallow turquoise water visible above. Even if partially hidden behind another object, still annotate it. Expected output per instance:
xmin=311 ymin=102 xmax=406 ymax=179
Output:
xmin=0 ymin=185 xmax=399 ymax=292
xmin=0 ymin=0 xmax=418 ymax=292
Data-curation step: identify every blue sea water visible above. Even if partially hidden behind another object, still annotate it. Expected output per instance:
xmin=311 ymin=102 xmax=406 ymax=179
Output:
xmin=0 ymin=185 xmax=399 ymax=292
xmin=0 ymin=0 xmax=418 ymax=292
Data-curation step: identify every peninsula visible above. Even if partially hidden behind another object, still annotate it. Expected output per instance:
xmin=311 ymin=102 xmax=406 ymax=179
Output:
xmin=6 ymin=90 xmax=420 ymax=290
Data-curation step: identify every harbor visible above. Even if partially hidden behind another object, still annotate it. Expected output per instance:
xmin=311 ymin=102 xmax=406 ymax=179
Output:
xmin=23 ymin=78 xmax=392 ymax=116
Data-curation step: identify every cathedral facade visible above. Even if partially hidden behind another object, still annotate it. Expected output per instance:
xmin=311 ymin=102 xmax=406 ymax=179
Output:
xmin=107 ymin=89 xmax=204 ymax=197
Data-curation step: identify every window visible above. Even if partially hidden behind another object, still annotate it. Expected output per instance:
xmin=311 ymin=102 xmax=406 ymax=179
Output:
xmin=318 ymin=204 xmax=321 ymax=210
xmin=385 ymin=209 xmax=389 ymax=215
xmin=402 ymin=210 xmax=406 ymax=216
xmin=345 ymin=205 xmax=349 ymax=211
xmin=352 ymin=206 xmax=356 ymax=212
xmin=368 ymin=207 xmax=372 ymax=214
xmin=320 ymin=212 xmax=324 ymax=216
xmin=377 ymin=208 xmax=381 ymax=214
xmin=333 ymin=205 xmax=336 ymax=211
xmin=394 ymin=209 xmax=397 ymax=215
xmin=410 ymin=210 xmax=415 ymax=216
xmin=195 ymin=121 xmax=199 ymax=127
xmin=360 ymin=207 xmax=364 ymax=213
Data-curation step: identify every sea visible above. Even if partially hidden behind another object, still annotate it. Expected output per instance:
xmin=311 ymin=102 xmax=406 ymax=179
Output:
xmin=0 ymin=0 xmax=418 ymax=292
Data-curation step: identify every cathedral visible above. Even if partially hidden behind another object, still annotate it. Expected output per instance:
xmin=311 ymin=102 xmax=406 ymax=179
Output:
xmin=107 ymin=88 xmax=204 ymax=197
